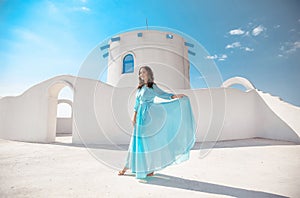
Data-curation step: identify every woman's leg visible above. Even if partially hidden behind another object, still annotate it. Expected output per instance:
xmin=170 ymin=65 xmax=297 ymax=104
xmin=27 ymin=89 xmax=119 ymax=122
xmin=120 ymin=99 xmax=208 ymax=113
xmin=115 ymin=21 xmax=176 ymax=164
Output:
xmin=118 ymin=167 xmax=129 ymax=175
xmin=147 ymin=171 xmax=154 ymax=176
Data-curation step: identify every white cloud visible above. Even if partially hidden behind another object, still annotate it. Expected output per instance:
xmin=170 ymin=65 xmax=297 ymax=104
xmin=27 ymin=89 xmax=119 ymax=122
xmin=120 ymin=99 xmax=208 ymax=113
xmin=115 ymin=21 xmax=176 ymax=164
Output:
xmin=70 ymin=6 xmax=91 ymax=12
xmin=81 ymin=6 xmax=90 ymax=12
xmin=206 ymin=55 xmax=218 ymax=60
xmin=206 ymin=54 xmax=228 ymax=61
xmin=44 ymin=1 xmax=70 ymax=25
xmin=274 ymin=25 xmax=280 ymax=29
xmin=225 ymin=41 xmax=254 ymax=52
xmin=45 ymin=1 xmax=90 ymax=14
xmin=218 ymin=54 xmax=228 ymax=61
xmin=295 ymin=41 xmax=300 ymax=47
xmin=229 ymin=29 xmax=245 ymax=35
xmin=287 ymin=41 xmax=300 ymax=53
xmin=280 ymin=41 xmax=300 ymax=54
xmin=244 ymin=47 xmax=254 ymax=52
xmin=252 ymin=25 xmax=265 ymax=36
xmin=244 ymin=31 xmax=250 ymax=36
xmin=221 ymin=54 xmax=227 ymax=58
xmin=225 ymin=42 xmax=241 ymax=49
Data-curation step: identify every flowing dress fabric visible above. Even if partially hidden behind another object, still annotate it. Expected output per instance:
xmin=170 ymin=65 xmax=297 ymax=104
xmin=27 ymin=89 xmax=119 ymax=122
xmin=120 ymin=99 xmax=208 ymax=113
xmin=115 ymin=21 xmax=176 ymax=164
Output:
xmin=124 ymin=84 xmax=196 ymax=179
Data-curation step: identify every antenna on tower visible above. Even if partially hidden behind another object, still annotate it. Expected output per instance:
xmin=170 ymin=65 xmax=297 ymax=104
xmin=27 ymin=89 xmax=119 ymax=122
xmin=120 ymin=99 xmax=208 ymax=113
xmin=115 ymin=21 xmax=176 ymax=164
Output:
xmin=146 ymin=18 xmax=148 ymax=30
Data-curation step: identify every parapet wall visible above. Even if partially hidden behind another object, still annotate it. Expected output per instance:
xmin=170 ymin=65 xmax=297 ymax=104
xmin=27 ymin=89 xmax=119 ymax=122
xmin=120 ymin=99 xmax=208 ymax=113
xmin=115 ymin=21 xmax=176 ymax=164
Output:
xmin=0 ymin=75 xmax=299 ymax=144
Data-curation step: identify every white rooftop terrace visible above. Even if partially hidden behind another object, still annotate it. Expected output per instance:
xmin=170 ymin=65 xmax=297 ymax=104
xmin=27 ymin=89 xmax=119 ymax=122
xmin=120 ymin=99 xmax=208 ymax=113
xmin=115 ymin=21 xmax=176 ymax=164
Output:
xmin=1 ymin=136 xmax=299 ymax=197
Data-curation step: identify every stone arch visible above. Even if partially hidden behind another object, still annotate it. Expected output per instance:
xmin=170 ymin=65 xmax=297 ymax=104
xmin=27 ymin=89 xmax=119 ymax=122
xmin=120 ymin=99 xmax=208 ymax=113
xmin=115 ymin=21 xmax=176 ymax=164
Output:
xmin=221 ymin=76 xmax=255 ymax=91
xmin=47 ymin=80 xmax=75 ymax=142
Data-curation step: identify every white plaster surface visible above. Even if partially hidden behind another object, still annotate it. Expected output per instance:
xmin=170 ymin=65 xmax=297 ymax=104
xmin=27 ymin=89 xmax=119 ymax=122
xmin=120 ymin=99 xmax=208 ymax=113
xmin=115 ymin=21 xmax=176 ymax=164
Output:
xmin=106 ymin=30 xmax=191 ymax=89
xmin=0 ymin=136 xmax=299 ymax=197
xmin=0 ymin=75 xmax=299 ymax=144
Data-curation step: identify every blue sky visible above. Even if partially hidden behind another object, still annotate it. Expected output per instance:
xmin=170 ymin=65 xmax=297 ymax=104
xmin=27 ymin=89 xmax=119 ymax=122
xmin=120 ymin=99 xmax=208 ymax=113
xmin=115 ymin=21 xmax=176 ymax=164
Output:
xmin=0 ymin=0 xmax=300 ymax=106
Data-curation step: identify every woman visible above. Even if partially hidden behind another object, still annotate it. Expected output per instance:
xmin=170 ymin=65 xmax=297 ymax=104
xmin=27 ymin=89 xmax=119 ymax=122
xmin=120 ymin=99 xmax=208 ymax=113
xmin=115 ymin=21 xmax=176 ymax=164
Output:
xmin=118 ymin=65 xmax=196 ymax=179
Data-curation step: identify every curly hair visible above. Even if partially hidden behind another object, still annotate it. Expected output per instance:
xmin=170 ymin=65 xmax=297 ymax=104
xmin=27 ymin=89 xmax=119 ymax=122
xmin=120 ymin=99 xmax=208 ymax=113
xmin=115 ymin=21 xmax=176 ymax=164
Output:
xmin=137 ymin=65 xmax=156 ymax=89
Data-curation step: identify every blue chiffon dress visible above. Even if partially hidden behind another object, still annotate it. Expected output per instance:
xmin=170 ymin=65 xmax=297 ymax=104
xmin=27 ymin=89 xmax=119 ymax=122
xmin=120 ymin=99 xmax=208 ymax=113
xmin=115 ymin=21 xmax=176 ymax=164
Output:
xmin=124 ymin=83 xmax=196 ymax=179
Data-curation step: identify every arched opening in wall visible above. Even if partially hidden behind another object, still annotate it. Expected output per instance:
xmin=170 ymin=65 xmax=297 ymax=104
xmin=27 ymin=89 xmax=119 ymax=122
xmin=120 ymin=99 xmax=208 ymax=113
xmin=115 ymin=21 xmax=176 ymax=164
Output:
xmin=228 ymin=84 xmax=248 ymax=92
xmin=47 ymin=81 xmax=74 ymax=144
xmin=56 ymin=87 xmax=73 ymax=143
xmin=221 ymin=77 xmax=255 ymax=92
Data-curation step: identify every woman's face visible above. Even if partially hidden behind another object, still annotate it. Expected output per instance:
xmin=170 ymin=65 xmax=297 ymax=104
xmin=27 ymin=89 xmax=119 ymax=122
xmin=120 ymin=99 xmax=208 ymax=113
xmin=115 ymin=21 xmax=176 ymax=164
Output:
xmin=139 ymin=68 xmax=148 ymax=82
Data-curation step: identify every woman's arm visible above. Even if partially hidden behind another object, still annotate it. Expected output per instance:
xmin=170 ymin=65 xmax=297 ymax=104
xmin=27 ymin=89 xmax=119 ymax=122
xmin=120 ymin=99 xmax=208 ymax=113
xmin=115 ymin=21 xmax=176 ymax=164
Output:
xmin=171 ymin=94 xmax=186 ymax=99
xmin=132 ymin=111 xmax=137 ymax=126
xmin=152 ymin=84 xmax=174 ymax=100
xmin=132 ymin=91 xmax=139 ymax=125
xmin=133 ymin=91 xmax=140 ymax=112
xmin=153 ymin=84 xmax=186 ymax=99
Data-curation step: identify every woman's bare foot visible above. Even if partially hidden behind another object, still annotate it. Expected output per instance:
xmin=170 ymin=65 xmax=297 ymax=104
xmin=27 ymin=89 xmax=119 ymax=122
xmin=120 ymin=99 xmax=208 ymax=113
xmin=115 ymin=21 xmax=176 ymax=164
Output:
xmin=118 ymin=167 xmax=129 ymax=176
xmin=147 ymin=172 xmax=154 ymax=176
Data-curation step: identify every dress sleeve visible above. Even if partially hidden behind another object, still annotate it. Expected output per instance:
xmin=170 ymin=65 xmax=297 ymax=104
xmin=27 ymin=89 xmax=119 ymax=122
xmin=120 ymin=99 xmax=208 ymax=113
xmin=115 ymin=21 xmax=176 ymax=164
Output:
xmin=133 ymin=91 xmax=140 ymax=112
xmin=152 ymin=84 xmax=174 ymax=100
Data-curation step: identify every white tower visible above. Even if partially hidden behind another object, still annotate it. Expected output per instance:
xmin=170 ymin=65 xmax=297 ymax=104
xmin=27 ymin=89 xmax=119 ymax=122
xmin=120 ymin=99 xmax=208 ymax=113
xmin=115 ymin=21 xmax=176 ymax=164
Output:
xmin=105 ymin=30 xmax=191 ymax=89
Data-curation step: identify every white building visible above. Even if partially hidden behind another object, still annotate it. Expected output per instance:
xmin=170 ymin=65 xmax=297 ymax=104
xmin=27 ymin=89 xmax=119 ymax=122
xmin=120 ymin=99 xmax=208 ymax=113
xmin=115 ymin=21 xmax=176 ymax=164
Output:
xmin=106 ymin=30 xmax=190 ymax=89
xmin=0 ymin=30 xmax=299 ymax=145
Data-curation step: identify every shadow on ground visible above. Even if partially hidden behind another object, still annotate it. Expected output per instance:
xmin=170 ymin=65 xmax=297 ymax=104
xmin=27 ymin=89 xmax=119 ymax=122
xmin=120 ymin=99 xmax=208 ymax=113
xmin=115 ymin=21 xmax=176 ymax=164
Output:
xmin=50 ymin=135 xmax=299 ymax=150
xmin=138 ymin=173 xmax=288 ymax=198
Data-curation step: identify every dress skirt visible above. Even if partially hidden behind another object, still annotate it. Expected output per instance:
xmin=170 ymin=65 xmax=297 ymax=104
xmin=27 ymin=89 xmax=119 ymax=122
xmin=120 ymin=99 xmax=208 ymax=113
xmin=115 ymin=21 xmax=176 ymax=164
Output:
xmin=124 ymin=96 xmax=196 ymax=179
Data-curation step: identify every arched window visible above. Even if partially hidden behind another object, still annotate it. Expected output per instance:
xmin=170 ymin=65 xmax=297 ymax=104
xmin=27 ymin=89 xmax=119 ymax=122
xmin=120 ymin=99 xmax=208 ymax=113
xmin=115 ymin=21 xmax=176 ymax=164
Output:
xmin=122 ymin=54 xmax=134 ymax=73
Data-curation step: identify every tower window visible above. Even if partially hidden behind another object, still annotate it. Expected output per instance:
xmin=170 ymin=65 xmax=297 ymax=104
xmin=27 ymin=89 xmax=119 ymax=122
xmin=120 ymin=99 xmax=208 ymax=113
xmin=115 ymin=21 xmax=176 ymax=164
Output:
xmin=188 ymin=50 xmax=196 ymax=56
xmin=111 ymin=36 xmax=120 ymax=42
xmin=122 ymin=54 xmax=134 ymax=73
xmin=100 ymin=44 xmax=110 ymax=50
xmin=184 ymin=42 xmax=194 ymax=47
xmin=103 ymin=52 xmax=109 ymax=58
xmin=137 ymin=32 xmax=143 ymax=37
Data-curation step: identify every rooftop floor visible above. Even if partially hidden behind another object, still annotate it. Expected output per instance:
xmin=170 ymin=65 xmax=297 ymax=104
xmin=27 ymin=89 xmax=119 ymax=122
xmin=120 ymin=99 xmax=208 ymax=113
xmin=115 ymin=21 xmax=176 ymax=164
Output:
xmin=1 ymin=136 xmax=299 ymax=197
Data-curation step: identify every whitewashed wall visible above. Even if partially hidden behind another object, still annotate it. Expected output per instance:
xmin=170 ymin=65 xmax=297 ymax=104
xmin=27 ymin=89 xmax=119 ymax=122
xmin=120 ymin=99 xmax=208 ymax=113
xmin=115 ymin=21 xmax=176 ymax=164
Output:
xmin=106 ymin=30 xmax=191 ymax=89
xmin=0 ymin=75 xmax=299 ymax=144
xmin=56 ymin=118 xmax=72 ymax=134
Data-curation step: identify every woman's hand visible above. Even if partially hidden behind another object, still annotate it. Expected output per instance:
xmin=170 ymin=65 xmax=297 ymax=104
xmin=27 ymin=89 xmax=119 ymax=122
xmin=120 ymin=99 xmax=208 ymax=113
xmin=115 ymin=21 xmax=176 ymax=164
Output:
xmin=172 ymin=94 xmax=186 ymax=99
xmin=132 ymin=111 xmax=137 ymax=126
xmin=132 ymin=118 xmax=136 ymax=126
